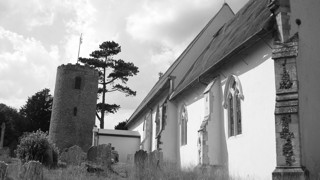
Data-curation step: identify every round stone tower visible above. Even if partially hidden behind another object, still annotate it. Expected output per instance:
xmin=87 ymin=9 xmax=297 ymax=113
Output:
xmin=49 ymin=63 xmax=99 ymax=152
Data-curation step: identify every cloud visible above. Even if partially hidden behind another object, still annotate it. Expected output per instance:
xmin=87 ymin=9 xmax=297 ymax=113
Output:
xmin=0 ymin=27 xmax=60 ymax=108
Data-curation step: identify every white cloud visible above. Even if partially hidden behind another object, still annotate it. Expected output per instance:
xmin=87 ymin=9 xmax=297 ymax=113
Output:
xmin=0 ymin=27 xmax=59 ymax=108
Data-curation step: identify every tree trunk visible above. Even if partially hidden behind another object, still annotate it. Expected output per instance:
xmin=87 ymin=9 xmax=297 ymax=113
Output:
xmin=100 ymin=64 xmax=106 ymax=129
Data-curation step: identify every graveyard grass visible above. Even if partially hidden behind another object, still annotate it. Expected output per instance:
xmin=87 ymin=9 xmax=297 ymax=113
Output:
xmin=4 ymin=158 xmax=235 ymax=180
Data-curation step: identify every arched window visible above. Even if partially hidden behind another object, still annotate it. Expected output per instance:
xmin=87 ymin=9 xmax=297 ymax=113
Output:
xmin=75 ymin=76 xmax=81 ymax=89
xmin=223 ymin=75 xmax=244 ymax=137
xmin=73 ymin=107 xmax=77 ymax=116
xmin=180 ymin=105 xmax=188 ymax=146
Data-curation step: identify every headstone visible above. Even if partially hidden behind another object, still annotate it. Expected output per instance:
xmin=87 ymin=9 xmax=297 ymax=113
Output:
xmin=134 ymin=150 xmax=148 ymax=169
xmin=19 ymin=161 xmax=43 ymax=180
xmin=0 ymin=123 xmax=5 ymax=149
xmin=134 ymin=150 xmax=148 ymax=179
xmin=149 ymin=150 xmax=163 ymax=169
xmin=96 ymin=144 xmax=112 ymax=168
xmin=0 ymin=161 xmax=7 ymax=180
xmin=87 ymin=146 xmax=97 ymax=162
xmin=59 ymin=145 xmax=86 ymax=165
xmin=87 ymin=144 xmax=112 ymax=168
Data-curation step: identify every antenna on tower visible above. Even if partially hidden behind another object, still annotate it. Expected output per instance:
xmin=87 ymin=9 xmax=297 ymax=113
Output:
xmin=77 ymin=33 xmax=83 ymax=64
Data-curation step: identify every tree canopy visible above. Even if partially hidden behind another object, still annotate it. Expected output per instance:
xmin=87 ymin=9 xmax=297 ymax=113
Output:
xmin=0 ymin=103 xmax=27 ymax=155
xmin=79 ymin=41 xmax=139 ymax=128
xmin=114 ymin=121 xmax=128 ymax=130
xmin=19 ymin=88 xmax=53 ymax=132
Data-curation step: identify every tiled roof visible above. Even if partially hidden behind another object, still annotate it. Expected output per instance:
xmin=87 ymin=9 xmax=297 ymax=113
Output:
xmin=126 ymin=4 xmax=234 ymax=127
xmin=171 ymin=0 xmax=273 ymax=99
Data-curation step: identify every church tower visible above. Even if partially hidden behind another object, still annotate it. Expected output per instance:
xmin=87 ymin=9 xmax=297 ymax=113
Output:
xmin=49 ymin=63 xmax=99 ymax=151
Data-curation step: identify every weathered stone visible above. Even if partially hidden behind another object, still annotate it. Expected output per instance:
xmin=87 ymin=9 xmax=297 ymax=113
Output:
xmin=0 ymin=161 xmax=7 ymax=180
xmin=87 ymin=146 xmax=97 ymax=162
xmin=19 ymin=161 xmax=43 ymax=180
xmin=134 ymin=150 xmax=148 ymax=179
xmin=148 ymin=150 xmax=163 ymax=169
xmin=134 ymin=150 xmax=148 ymax=169
xmin=96 ymin=144 xmax=112 ymax=167
xmin=59 ymin=145 xmax=86 ymax=165
xmin=87 ymin=144 xmax=112 ymax=168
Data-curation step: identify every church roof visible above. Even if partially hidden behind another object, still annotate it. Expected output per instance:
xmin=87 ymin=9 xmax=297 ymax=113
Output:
xmin=171 ymin=0 xmax=274 ymax=99
xmin=127 ymin=0 xmax=274 ymax=127
xmin=126 ymin=3 xmax=234 ymax=127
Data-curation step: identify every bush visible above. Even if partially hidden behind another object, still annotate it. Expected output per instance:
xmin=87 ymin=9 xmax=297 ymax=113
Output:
xmin=16 ymin=130 xmax=59 ymax=167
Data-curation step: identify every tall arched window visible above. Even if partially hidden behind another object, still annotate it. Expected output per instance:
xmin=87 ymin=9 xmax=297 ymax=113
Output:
xmin=223 ymin=75 xmax=244 ymax=137
xmin=75 ymin=76 xmax=81 ymax=89
xmin=180 ymin=105 xmax=188 ymax=146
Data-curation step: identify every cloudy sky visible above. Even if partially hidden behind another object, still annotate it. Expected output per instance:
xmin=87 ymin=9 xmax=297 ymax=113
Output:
xmin=0 ymin=0 xmax=248 ymax=128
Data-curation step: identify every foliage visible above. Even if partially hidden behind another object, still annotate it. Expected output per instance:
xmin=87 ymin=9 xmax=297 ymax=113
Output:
xmin=20 ymin=88 xmax=53 ymax=132
xmin=16 ymin=130 xmax=59 ymax=167
xmin=79 ymin=41 xmax=139 ymax=128
xmin=114 ymin=121 xmax=128 ymax=130
xmin=0 ymin=104 xmax=27 ymax=156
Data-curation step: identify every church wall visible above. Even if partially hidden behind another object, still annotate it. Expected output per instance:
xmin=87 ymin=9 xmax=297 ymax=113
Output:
xmin=220 ymin=39 xmax=276 ymax=179
xmin=174 ymin=38 xmax=276 ymax=178
xmin=289 ymin=1 xmax=320 ymax=177
xmin=175 ymin=89 xmax=205 ymax=168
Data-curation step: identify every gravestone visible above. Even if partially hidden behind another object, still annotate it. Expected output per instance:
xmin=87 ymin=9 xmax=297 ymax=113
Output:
xmin=0 ymin=161 xmax=7 ymax=180
xmin=134 ymin=150 xmax=148 ymax=179
xmin=19 ymin=161 xmax=43 ymax=180
xmin=59 ymin=145 xmax=86 ymax=165
xmin=149 ymin=150 xmax=163 ymax=169
xmin=87 ymin=146 xmax=97 ymax=162
xmin=96 ymin=144 xmax=112 ymax=168
xmin=87 ymin=144 xmax=112 ymax=168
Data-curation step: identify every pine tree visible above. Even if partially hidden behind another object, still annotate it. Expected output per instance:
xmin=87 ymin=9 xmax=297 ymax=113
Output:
xmin=79 ymin=41 xmax=139 ymax=128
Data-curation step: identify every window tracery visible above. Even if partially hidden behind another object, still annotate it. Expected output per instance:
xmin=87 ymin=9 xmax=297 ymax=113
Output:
xmin=223 ymin=75 xmax=244 ymax=137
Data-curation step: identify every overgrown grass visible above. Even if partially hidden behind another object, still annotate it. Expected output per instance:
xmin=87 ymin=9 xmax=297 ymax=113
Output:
xmin=5 ymin=159 xmax=231 ymax=180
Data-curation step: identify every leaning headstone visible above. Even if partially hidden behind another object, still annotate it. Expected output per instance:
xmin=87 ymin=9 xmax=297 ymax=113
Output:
xmin=0 ymin=161 xmax=7 ymax=180
xmin=19 ymin=161 xmax=43 ymax=180
xmin=87 ymin=146 xmax=97 ymax=162
xmin=59 ymin=145 xmax=86 ymax=165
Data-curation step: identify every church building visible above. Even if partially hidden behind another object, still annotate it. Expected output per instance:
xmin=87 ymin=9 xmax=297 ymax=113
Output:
xmin=126 ymin=0 xmax=320 ymax=179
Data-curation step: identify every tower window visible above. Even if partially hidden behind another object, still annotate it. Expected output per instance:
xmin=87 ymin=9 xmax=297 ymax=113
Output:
xmin=75 ymin=77 xmax=81 ymax=89
xmin=73 ymin=107 xmax=77 ymax=116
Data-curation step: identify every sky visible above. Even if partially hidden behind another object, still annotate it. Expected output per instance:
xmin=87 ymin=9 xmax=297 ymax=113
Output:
xmin=0 ymin=0 xmax=248 ymax=129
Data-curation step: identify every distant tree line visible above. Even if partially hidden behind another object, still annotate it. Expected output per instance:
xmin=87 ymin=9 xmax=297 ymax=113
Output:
xmin=0 ymin=88 xmax=53 ymax=155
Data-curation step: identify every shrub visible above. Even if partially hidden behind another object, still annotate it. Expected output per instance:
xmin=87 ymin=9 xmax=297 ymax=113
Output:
xmin=16 ymin=130 xmax=59 ymax=167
